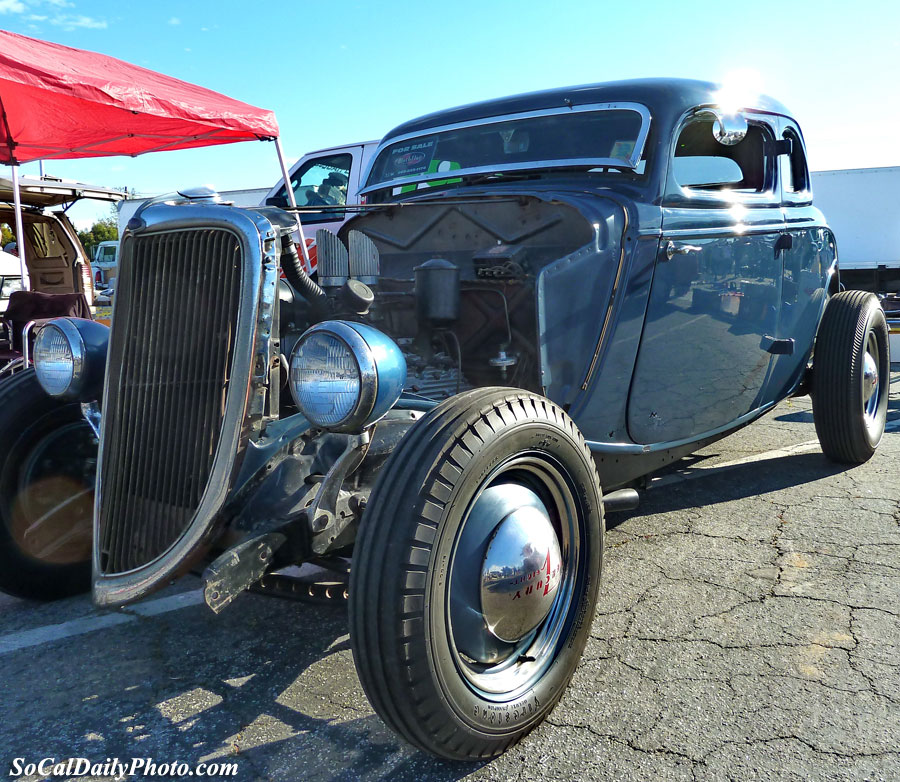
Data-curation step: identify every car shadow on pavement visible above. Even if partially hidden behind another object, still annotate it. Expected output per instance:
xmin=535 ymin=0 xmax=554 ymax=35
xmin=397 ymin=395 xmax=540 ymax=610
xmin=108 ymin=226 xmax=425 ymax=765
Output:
xmin=606 ymin=450 xmax=854 ymax=529
xmin=0 ymin=588 xmax=482 ymax=782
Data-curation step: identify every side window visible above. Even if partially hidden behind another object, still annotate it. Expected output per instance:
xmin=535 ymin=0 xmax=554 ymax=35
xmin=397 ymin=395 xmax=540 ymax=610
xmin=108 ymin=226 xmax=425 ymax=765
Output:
xmin=782 ymin=129 xmax=810 ymax=194
xmin=27 ymin=221 xmax=65 ymax=258
xmin=673 ymin=119 xmax=771 ymax=194
xmin=270 ymin=153 xmax=353 ymax=222
xmin=1 ymin=275 xmax=24 ymax=300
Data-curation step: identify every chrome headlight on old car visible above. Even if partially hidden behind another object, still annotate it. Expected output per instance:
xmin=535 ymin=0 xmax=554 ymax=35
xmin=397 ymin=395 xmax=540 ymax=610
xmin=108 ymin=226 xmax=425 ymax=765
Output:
xmin=289 ymin=321 xmax=407 ymax=432
xmin=33 ymin=317 xmax=108 ymax=400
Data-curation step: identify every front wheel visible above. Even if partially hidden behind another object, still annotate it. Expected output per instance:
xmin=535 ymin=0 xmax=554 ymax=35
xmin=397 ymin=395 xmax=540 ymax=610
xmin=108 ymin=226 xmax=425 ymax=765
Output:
xmin=812 ymin=290 xmax=890 ymax=464
xmin=349 ymin=388 xmax=604 ymax=760
xmin=0 ymin=370 xmax=96 ymax=600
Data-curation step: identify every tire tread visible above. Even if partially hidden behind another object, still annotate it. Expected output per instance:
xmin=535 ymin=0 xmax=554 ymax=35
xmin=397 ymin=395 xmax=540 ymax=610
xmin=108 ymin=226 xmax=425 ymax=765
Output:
xmin=349 ymin=387 xmax=601 ymax=760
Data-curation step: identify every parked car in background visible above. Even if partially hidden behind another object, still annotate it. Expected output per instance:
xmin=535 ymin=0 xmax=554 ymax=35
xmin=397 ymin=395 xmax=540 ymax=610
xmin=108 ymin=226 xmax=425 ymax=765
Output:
xmin=3 ymin=79 xmax=890 ymax=762
xmin=0 ymin=249 xmax=23 ymax=314
xmin=0 ymin=175 xmax=124 ymax=305
xmin=92 ymin=240 xmax=118 ymax=289
xmin=93 ymin=274 xmax=116 ymax=305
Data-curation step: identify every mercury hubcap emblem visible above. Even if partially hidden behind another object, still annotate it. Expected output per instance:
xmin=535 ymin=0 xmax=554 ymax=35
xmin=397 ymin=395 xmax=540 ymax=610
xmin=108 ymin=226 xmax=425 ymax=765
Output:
xmin=863 ymin=351 xmax=878 ymax=405
xmin=480 ymin=505 xmax=562 ymax=643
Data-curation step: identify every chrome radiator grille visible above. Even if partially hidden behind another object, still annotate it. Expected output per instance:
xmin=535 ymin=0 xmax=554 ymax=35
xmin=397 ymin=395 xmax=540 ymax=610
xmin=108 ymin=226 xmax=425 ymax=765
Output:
xmin=98 ymin=229 xmax=242 ymax=574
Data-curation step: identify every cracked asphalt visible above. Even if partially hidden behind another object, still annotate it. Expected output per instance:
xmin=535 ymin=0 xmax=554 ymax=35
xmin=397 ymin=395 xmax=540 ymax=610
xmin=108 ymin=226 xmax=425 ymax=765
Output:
xmin=2 ymin=373 xmax=900 ymax=782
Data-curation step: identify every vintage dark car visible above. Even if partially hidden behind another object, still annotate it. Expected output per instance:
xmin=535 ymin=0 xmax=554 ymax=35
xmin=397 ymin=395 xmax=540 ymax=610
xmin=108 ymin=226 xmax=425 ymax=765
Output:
xmin=0 ymin=79 xmax=890 ymax=760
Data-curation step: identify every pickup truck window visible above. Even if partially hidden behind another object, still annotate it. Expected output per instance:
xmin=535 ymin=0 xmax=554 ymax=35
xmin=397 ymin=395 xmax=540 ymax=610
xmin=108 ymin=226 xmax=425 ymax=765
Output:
xmin=365 ymin=106 xmax=648 ymax=191
xmin=270 ymin=153 xmax=353 ymax=219
xmin=96 ymin=244 xmax=117 ymax=263
xmin=674 ymin=119 xmax=769 ymax=193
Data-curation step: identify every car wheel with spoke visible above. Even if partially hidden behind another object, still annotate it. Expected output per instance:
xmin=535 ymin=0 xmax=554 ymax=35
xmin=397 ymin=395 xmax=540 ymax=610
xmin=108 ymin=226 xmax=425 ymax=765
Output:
xmin=349 ymin=388 xmax=603 ymax=760
xmin=0 ymin=370 xmax=95 ymax=600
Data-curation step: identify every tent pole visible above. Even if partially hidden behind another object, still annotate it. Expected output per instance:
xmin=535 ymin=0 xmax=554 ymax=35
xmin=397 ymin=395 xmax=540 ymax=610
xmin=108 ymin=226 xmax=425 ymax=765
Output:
xmin=274 ymin=137 xmax=311 ymax=272
xmin=10 ymin=165 xmax=30 ymax=291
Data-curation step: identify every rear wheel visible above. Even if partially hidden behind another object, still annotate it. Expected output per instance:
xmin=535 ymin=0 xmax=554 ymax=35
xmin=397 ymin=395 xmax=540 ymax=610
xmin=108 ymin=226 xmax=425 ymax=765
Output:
xmin=812 ymin=290 xmax=890 ymax=464
xmin=0 ymin=370 xmax=95 ymax=600
xmin=349 ymin=388 xmax=603 ymax=759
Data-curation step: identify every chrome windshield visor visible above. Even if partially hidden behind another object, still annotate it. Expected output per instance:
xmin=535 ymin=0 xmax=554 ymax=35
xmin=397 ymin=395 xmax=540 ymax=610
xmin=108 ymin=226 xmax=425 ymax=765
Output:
xmin=361 ymin=102 xmax=651 ymax=195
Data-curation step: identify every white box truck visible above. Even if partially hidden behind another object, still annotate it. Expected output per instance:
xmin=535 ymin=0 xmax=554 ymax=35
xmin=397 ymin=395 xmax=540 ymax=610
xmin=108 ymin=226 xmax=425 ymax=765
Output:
xmin=812 ymin=166 xmax=900 ymax=293
xmin=812 ymin=166 xmax=900 ymax=353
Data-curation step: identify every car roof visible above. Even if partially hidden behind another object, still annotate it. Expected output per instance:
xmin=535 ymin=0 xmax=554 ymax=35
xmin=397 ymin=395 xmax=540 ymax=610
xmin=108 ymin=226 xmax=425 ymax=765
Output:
xmin=300 ymin=140 xmax=380 ymax=158
xmin=0 ymin=175 xmax=125 ymax=208
xmin=381 ymin=78 xmax=794 ymax=142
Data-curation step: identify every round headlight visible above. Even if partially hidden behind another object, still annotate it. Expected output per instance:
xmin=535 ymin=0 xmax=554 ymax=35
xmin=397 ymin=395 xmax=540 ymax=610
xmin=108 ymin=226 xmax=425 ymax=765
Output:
xmin=289 ymin=321 xmax=406 ymax=432
xmin=34 ymin=320 xmax=83 ymax=397
xmin=291 ymin=330 xmax=363 ymax=427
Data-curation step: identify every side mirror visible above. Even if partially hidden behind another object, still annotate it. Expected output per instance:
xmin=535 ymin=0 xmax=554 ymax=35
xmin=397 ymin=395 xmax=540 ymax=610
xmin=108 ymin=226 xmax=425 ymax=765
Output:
xmin=698 ymin=108 xmax=748 ymax=146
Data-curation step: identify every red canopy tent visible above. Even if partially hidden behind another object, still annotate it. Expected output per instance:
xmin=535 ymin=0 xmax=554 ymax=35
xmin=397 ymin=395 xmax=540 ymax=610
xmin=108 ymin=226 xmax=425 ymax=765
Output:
xmin=0 ymin=29 xmax=305 ymax=288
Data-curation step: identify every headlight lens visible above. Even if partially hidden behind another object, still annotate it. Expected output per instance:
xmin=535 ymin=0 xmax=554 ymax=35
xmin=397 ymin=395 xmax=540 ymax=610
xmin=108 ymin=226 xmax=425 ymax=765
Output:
xmin=34 ymin=323 xmax=79 ymax=396
xmin=290 ymin=330 xmax=361 ymax=427
xmin=289 ymin=321 xmax=407 ymax=432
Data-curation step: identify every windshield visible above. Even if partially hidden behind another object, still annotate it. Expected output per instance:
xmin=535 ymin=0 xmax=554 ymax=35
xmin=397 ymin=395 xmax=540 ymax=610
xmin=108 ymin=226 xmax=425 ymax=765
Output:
xmin=364 ymin=103 xmax=649 ymax=194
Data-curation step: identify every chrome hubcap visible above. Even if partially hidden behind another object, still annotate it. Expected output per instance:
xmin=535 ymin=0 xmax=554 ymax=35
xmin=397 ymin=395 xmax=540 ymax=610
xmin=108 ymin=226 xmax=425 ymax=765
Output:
xmin=447 ymin=455 xmax=580 ymax=699
xmin=862 ymin=330 xmax=883 ymax=435
xmin=480 ymin=502 xmax=562 ymax=643
xmin=863 ymin=350 xmax=878 ymax=406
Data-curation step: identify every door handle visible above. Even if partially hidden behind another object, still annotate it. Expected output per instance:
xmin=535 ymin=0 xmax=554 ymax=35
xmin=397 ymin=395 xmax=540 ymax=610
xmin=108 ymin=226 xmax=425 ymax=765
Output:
xmin=664 ymin=241 xmax=702 ymax=261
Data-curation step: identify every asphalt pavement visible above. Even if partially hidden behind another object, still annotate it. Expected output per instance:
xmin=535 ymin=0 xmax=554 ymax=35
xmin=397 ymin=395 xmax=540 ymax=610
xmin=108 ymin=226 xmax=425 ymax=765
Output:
xmin=2 ymin=374 xmax=900 ymax=782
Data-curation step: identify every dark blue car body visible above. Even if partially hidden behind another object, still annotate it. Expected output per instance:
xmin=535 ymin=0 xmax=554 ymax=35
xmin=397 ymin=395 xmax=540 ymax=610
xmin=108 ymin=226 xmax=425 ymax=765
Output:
xmin=347 ymin=78 xmax=835 ymax=488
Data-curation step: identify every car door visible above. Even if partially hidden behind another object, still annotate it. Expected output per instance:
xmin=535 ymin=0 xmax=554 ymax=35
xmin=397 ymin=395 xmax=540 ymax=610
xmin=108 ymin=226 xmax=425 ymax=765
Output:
xmin=627 ymin=111 xmax=785 ymax=445
xmin=764 ymin=119 xmax=834 ymax=400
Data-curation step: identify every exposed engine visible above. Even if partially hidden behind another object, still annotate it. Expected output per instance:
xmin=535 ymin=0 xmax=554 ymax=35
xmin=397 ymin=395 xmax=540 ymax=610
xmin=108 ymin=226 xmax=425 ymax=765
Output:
xmin=279 ymin=195 xmax=595 ymax=404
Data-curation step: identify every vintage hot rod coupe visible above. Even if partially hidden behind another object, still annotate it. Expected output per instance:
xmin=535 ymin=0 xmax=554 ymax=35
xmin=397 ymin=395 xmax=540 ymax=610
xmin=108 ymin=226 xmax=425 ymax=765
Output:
xmin=0 ymin=79 xmax=890 ymax=759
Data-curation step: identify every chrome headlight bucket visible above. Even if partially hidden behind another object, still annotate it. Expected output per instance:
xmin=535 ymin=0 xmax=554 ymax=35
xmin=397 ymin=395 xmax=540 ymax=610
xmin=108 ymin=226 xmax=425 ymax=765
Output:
xmin=33 ymin=317 xmax=109 ymax=400
xmin=289 ymin=320 xmax=407 ymax=432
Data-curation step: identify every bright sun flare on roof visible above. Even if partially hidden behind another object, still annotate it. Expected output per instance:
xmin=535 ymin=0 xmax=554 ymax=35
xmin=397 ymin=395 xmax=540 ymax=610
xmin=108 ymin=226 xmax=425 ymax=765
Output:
xmin=714 ymin=68 xmax=764 ymax=115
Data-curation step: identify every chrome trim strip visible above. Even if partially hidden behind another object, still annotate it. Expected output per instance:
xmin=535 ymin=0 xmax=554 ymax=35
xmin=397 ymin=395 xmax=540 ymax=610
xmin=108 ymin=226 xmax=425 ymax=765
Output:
xmin=662 ymin=223 xmax=786 ymax=239
xmin=92 ymin=203 xmax=279 ymax=607
xmin=359 ymin=102 xmax=651 ymax=195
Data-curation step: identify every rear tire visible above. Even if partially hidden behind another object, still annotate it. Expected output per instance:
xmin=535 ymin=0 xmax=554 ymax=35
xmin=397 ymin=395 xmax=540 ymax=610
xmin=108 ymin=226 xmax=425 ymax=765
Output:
xmin=812 ymin=291 xmax=890 ymax=464
xmin=349 ymin=388 xmax=603 ymax=760
xmin=0 ymin=370 xmax=95 ymax=600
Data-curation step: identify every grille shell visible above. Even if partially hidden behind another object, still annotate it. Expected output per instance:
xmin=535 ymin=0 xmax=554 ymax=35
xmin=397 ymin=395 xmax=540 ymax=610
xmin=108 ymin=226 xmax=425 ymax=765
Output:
xmin=92 ymin=205 xmax=276 ymax=606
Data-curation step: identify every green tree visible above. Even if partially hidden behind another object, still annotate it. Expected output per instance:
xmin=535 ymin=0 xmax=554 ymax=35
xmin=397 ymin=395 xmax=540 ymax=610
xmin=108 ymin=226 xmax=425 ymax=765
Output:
xmin=77 ymin=217 xmax=118 ymax=260
xmin=1 ymin=223 xmax=13 ymax=249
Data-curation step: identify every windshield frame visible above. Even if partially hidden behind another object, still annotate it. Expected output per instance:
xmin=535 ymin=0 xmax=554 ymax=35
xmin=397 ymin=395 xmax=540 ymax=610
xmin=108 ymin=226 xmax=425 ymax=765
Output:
xmin=360 ymin=101 xmax=652 ymax=196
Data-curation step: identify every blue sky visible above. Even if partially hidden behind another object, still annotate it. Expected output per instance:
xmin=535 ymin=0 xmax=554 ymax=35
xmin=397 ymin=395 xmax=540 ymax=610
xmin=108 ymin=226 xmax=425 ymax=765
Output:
xmin=1 ymin=0 xmax=899 ymax=228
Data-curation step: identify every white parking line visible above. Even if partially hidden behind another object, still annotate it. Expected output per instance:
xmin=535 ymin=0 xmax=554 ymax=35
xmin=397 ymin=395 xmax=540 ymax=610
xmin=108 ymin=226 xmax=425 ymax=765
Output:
xmin=652 ymin=415 xmax=900 ymax=489
xmin=0 ymin=589 xmax=204 ymax=656
xmin=651 ymin=439 xmax=821 ymax=488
